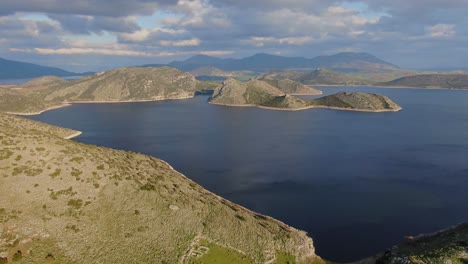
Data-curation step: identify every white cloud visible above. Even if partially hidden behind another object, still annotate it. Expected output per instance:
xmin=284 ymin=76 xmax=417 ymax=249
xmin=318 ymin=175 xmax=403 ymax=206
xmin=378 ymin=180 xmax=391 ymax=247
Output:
xmin=160 ymin=38 xmax=201 ymax=47
xmin=426 ymin=24 xmax=456 ymax=39
xmin=242 ymin=36 xmax=314 ymax=47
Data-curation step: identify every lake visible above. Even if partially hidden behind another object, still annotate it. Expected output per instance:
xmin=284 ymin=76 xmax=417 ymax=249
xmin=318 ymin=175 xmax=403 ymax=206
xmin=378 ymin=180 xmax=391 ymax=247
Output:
xmin=27 ymin=86 xmax=468 ymax=262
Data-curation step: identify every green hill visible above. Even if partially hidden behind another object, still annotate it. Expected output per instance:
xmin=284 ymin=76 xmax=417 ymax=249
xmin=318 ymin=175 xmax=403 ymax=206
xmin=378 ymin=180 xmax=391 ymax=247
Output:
xmin=0 ymin=112 xmax=320 ymax=264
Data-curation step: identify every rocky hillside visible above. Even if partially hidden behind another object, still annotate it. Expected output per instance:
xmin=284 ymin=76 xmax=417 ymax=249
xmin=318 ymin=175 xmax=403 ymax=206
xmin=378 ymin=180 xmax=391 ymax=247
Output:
xmin=257 ymin=77 xmax=322 ymax=95
xmin=210 ymin=78 xmax=285 ymax=106
xmin=210 ymin=79 xmax=401 ymax=112
xmin=46 ymin=67 xmax=199 ymax=102
xmin=375 ymin=222 xmax=468 ymax=264
xmin=0 ymin=112 xmax=320 ymax=264
xmin=20 ymin=76 xmax=69 ymax=88
xmin=0 ymin=67 xmax=218 ymax=115
xmin=376 ymin=74 xmax=468 ymax=89
xmin=310 ymin=92 xmax=402 ymax=112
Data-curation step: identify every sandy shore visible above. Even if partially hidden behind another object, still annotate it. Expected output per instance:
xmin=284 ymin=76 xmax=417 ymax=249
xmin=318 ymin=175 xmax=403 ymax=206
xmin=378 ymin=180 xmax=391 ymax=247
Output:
xmin=210 ymin=101 xmax=402 ymax=112
xmin=64 ymin=131 xmax=82 ymax=140
xmin=6 ymin=96 xmax=195 ymax=116
xmin=6 ymin=103 xmax=71 ymax=116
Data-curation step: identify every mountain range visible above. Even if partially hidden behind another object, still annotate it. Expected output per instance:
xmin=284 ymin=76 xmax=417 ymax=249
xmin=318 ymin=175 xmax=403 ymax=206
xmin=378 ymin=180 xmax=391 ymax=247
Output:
xmin=166 ymin=52 xmax=399 ymax=73
xmin=0 ymin=57 xmax=86 ymax=79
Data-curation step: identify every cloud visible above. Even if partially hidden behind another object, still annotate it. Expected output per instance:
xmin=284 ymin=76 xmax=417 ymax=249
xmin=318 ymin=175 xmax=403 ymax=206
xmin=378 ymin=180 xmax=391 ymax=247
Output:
xmin=160 ymin=38 xmax=201 ymax=47
xmin=426 ymin=24 xmax=456 ymax=39
xmin=48 ymin=15 xmax=140 ymax=34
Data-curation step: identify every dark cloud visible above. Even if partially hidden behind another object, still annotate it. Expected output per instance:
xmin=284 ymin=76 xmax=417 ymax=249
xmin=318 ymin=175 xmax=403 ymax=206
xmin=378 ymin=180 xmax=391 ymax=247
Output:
xmin=0 ymin=0 xmax=175 ymax=17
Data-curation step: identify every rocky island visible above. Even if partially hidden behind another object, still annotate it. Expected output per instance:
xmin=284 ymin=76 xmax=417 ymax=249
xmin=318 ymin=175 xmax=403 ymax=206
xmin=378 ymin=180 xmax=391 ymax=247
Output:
xmin=209 ymin=78 xmax=402 ymax=112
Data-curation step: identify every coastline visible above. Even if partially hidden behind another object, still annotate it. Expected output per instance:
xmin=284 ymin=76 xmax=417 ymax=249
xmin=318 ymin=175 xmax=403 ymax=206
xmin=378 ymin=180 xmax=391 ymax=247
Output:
xmin=5 ymin=96 xmax=195 ymax=116
xmin=6 ymin=103 xmax=71 ymax=116
xmin=313 ymin=84 xmax=468 ymax=91
xmin=64 ymin=131 xmax=82 ymax=140
xmin=210 ymin=101 xmax=402 ymax=113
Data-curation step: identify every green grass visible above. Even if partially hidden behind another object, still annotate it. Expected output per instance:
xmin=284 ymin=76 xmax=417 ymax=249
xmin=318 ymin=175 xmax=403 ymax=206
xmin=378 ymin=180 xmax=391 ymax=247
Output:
xmin=188 ymin=240 xmax=254 ymax=264
xmin=276 ymin=251 xmax=296 ymax=264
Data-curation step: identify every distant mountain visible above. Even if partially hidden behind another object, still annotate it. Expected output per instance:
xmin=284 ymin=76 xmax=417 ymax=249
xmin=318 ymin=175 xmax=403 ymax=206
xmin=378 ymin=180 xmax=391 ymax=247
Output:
xmin=167 ymin=52 xmax=399 ymax=73
xmin=0 ymin=57 xmax=81 ymax=79
xmin=376 ymin=73 xmax=468 ymax=89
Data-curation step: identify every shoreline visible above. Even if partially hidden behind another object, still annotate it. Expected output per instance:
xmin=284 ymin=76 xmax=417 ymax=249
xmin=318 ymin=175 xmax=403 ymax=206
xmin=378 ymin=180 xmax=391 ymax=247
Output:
xmin=313 ymin=84 xmax=468 ymax=91
xmin=6 ymin=103 xmax=72 ymax=116
xmin=210 ymin=101 xmax=402 ymax=113
xmin=6 ymin=96 xmax=195 ymax=116
xmin=64 ymin=131 xmax=82 ymax=140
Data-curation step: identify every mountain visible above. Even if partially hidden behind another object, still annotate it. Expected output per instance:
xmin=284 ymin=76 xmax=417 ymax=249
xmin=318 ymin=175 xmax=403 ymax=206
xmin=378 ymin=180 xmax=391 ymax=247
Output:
xmin=0 ymin=57 xmax=80 ymax=79
xmin=0 ymin=112 xmax=319 ymax=263
xmin=376 ymin=73 xmax=468 ymax=89
xmin=209 ymin=79 xmax=401 ymax=112
xmin=167 ymin=52 xmax=399 ymax=73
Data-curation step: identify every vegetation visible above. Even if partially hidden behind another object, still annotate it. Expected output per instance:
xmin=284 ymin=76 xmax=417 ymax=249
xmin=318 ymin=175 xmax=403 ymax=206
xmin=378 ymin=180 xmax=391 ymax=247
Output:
xmin=374 ymin=222 xmax=468 ymax=263
xmin=0 ymin=112 xmax=319 ymax=263
xmin=376 ymin=73 xmax=468 ymax=89
xmin=0 ymin=67 xmax=219 ymax=115
xmin=209 ymin=79 xmax=401 ymax=112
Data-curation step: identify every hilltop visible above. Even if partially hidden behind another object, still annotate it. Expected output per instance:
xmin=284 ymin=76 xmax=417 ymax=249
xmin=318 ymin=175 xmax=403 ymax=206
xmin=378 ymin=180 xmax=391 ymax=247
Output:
xmin=376 ymin=73 xmax=468 ymax=89
xmin=257 ymin=76 xmax=322 ymax=95
xmin=209 ymin=79 xmax=401 ymax=112
xmin=0 ymin=112 xmax=320 ymax=263
xmin=20 ymin=76 xmax=69 ymax=88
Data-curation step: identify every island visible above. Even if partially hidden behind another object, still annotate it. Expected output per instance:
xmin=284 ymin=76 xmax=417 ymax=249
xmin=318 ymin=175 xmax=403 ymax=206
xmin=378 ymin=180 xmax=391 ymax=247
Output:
xmin=209 ymin=78 xmax=402 ymax=112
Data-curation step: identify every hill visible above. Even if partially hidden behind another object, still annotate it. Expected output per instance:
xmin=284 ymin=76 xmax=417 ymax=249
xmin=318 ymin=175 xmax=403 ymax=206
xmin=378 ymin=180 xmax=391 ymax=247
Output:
xmin=0 ymin=57 xmax=80 ymax=79
xmin=257 ymin=76 xmax=322 ymax=95
xmin=20 ymin=76 xmax=69 ymax=88
xmin=309 ymin=92 xmax=402 ymax=112
xmin=259 ymin=68 xmax=415 ymax=86
xmin=376 ymin=73 xmax=468 ymax=89
xmin=45 ymin=67 xmax=199 ymax=102
xmin=168 ymin=52 xmax=399 ymax=73
xmin=0 ymin=112 xmax=320 ymax=263
xmin=209 ymin=79 xmax=401 ymax=112
xmin=0 ymin=67 xmax=220 ymax=115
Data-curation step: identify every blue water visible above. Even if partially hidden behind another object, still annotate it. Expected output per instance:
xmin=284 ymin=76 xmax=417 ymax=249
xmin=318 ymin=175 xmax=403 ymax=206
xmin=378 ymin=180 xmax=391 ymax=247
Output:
xmin=27 ymin=86 xmax=468 ymax=262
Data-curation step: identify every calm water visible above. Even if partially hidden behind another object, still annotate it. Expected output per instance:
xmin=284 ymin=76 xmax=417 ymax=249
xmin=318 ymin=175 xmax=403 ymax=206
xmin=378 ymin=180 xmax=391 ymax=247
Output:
xmin=28 ymin=86 xmax=468 ymax=262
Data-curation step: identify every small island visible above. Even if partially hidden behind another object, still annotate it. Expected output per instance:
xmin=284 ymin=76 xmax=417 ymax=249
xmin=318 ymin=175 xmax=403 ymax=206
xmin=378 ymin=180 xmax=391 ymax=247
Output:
xmin=209 ymin=78 xmax=402 ymax=112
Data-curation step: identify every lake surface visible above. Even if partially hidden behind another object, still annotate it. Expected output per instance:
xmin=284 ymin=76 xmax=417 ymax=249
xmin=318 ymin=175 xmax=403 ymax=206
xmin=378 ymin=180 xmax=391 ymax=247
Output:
xmin=27 ymin=86 xmax=468 ymax=262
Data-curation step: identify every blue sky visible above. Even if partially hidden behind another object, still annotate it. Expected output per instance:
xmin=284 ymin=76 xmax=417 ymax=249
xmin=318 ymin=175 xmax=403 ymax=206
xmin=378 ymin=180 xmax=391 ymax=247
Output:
xmin=0 ymin=0 xmax=467 ymax=71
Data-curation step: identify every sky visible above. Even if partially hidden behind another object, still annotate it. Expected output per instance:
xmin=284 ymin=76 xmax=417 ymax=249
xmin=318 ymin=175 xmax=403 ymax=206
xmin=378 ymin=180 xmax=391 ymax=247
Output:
xmin=1 ymin=0 xmax=467 ymax=72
